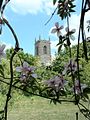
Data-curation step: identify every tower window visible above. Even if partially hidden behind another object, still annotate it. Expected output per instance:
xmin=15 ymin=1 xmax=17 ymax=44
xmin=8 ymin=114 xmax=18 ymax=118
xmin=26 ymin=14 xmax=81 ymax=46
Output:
xmin=43 ymin=46 xmax=47 ymax=54
xmin=36 ymin=46 xmax=38 ymax=55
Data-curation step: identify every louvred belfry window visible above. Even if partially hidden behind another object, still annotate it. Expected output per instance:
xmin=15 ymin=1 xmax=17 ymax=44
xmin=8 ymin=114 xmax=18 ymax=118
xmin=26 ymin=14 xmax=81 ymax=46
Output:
xmin=43 ymin=46 xmax=47 ymax=54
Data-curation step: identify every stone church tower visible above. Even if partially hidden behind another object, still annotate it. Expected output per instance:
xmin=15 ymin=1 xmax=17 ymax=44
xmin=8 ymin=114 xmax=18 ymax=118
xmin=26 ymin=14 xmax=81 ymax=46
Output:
xmin=35 ymin=37 xmax=51 ymax=65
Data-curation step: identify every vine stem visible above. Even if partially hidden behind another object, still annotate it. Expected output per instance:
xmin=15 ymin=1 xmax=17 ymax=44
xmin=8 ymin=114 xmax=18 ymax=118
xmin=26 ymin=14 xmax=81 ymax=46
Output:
xmin=76 ymin=112 xmax=78 ymax=120
xmin=45 ymin=7 xmax=57 ymax=25
xmin=76 ymin=0 xmax=85 ymax=96
xmin=1 ymin=18 xmax=20 ymax=120
xmin=77 ymin=0 xmax=88 ymax=95
xmin=0 ymin=78 xmax=76 ymax=104
xmin=80 ymin=0 xmax=88 ymax=61
xmin=66 ymin=2 xmax=78 ymax=104
xmin=4 ymin=51 xmax=16 ymax=120
xmin=3 ymin=18 xmax=19 ymax=49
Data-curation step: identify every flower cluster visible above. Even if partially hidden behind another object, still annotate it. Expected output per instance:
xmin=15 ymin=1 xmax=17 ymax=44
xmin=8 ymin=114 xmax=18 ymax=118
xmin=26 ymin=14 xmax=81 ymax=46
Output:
xmin=51 ymin=22 xmax=64 ymax=37
xmin=57 ymin=0 xmax=75 ymax=19
xmin=62 ymin=59 xmax=77 ymax=75
xmin=65 ymin=27 xmax=76 ymax=40
xmin=45 ymin=75 xmax=67 ymax=92
xmin=51 ymin=22 xmax=76 ymax=49
xmin=51 ymin=22 xmax=75 ymax=37
xmin=58 ymin=0 xmax=69 ymax=12
xmin=16 ymin=61 xmax=37 ymax=84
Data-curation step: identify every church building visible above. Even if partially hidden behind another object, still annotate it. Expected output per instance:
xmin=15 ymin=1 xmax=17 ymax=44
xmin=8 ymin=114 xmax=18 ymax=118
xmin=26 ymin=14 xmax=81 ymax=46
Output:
xmin=35 ymin=36 xmax=51 ymax=65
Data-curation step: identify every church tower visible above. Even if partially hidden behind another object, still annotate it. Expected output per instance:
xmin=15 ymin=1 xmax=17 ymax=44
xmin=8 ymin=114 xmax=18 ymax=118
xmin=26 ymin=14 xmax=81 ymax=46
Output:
xmin=35 ymin=36 xmax=51 ymax=65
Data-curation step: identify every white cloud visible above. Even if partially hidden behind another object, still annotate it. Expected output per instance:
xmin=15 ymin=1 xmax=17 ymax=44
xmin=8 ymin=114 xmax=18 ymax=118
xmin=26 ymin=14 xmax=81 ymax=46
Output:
xmin=69 ymin=12 xmax=90 ymax=45
xmin=9 ymin=0 xmax=54 ymax=15
xmin=5 ymin=43 xmax=13 ymax=50
xmin=42 ymin=1 xmax=54 ymax=15
xmin=51 ymin=40 xmax=58 ymax=51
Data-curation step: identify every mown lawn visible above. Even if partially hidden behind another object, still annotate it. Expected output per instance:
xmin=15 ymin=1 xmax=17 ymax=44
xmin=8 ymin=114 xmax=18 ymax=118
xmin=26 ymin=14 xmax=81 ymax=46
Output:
xmin=7 ymin=95 xmax=86 ymax=120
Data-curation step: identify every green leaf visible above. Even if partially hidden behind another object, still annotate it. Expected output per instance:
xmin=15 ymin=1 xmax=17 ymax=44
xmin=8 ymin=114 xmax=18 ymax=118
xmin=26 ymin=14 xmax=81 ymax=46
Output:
xmin=57 ymin=42 xmax=60 ymax=46
xmin=0 ymin=70 xmax=4 ymax=77
xmin=60 ymin=90 xmax=67 ymax=96
xmin=69 ymin=9 xmax=75 ymax=13
xmin=83 ymin=87 xmax=90 ymax=94
xmin=53 ymin=0 xmax=57 ymax=5
xmin=0 ymin=65 xmax=4 ymax=76
xmin=81 ymin=93 xmax=89 ymax=102
xmin=84 ymin=93 xmax=89 ymax=99
xmin=0 ymin=64 xmax=4 ymax=71
xmin=0 ymin=110 xmax=4 ymax=114
xmin=58 ymin=45 xmax=62 ymax=53
xmin=64 ymin=44 xmax=68 ymax=49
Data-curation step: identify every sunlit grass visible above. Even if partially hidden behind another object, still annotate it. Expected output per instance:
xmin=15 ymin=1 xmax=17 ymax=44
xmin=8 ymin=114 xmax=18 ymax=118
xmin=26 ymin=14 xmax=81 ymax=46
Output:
xmin=7 ymin=95 xmax=86 ymax=120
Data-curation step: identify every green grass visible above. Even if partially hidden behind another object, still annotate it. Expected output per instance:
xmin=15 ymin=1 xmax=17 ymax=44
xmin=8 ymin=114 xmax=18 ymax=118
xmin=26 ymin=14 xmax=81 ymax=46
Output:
xmin=7 ymin=95 xmax=86 ymax=120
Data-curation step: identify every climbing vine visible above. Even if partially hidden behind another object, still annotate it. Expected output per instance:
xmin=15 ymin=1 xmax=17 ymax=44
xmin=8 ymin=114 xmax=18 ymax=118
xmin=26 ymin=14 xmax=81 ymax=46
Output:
xmin=0 ymin=0 xmax=90 ymax=120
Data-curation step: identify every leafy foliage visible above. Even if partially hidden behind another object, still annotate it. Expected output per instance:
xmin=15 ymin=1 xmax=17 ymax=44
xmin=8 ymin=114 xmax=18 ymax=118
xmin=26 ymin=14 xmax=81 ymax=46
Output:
xmin=57 ymin=0 xmax=75 ymax=19
xmin=0 ymin=0 xmax=90 ymax=120
xmin=53 ymin=0 xmax=57 ymax=5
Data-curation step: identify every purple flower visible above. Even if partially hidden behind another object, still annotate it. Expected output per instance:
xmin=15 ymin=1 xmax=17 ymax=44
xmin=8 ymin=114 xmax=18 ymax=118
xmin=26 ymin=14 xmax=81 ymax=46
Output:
xmin=62 ymin=59 xmax=77 ymax=75
xmin=45 ymin=75 xmax=67 ymax=92
xmin=16 ymin=61 xmax=37 ymax=79
xmin=72 ymin=80 xmax=87 ymax=95
xmin=63 ymin=0 xmax=69 ymax=10
xmin=58 ymin=0 xmax=72 ymax=13
xmin=65 ymin=27 xmax=76 ymax=40
xmin=51 ymin=22 xmax=64 ymax=37
xmin=0 ymin=44 xmax=6 ymax=59
xmin=20 ymin=74 xmax=27 ymax=83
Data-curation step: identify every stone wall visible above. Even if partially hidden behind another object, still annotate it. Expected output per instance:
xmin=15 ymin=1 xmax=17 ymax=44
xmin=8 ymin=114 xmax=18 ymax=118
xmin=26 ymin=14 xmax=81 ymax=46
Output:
xmin=35 ymin=39 xmax=51 ymax=65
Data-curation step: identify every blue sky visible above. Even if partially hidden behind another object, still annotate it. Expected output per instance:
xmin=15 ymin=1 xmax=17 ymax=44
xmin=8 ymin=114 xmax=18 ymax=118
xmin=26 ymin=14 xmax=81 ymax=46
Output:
xmin=0 ymin=0 xmax=90 ymax=56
